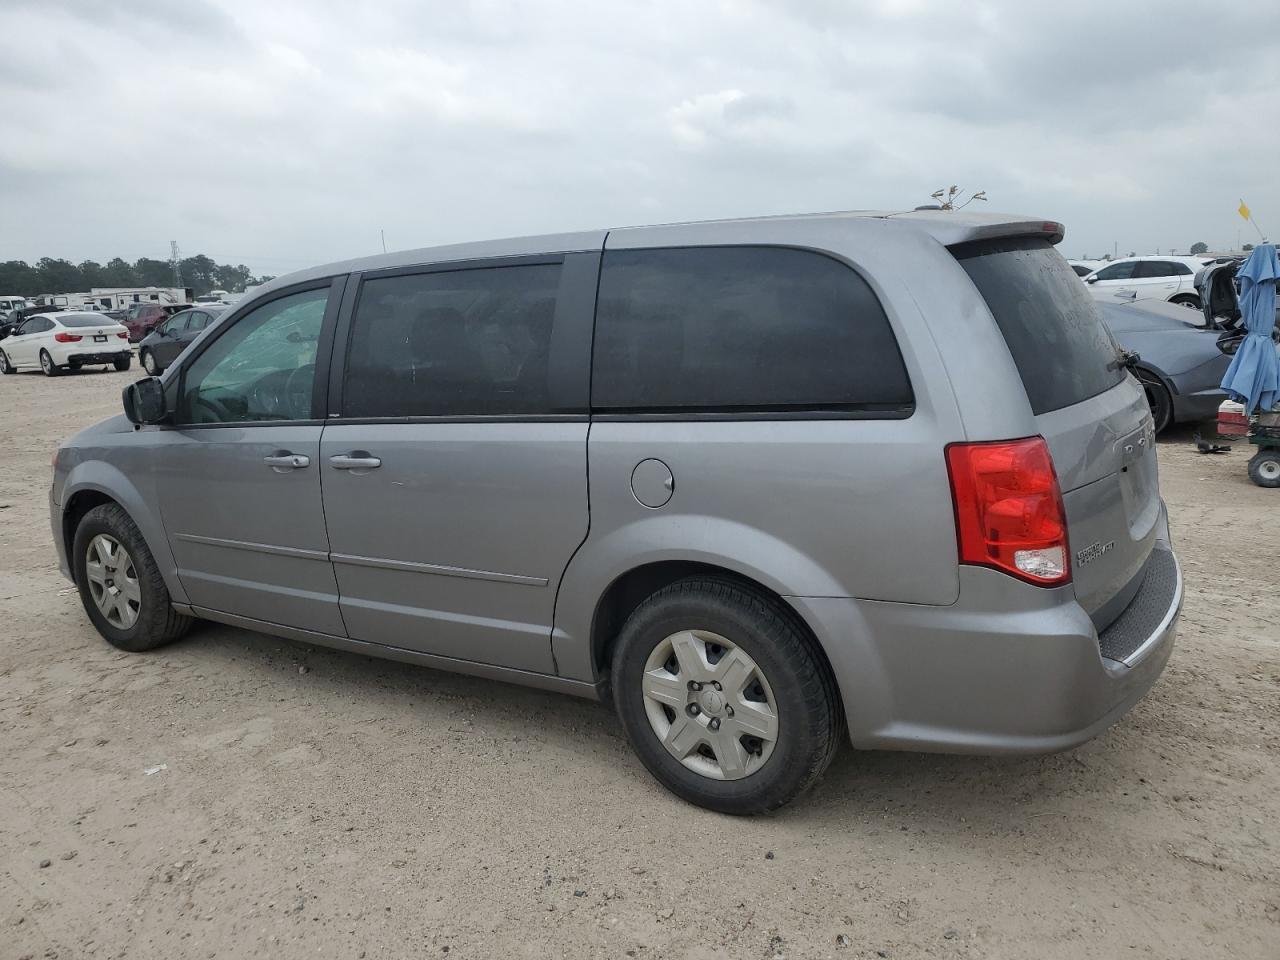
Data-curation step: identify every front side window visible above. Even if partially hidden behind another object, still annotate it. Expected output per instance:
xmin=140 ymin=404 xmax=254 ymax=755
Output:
xmin=592 ymin=246 xmax=913 ymax=413
xmin=342 ymin=263 xmax=561 ymax=418
xmin=179 ymin=288 xmax=329 ymax=424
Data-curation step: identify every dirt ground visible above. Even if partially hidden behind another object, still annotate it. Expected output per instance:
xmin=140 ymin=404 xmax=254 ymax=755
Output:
xmin=1 ymin=363 xmax=1277 ymax=960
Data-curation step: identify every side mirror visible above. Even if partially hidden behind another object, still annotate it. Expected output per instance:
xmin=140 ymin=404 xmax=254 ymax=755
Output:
xmin=1085 ymin=276 xmax=1099 ymax=284
xmin=123 ymin=377 xmax=167 ymax=425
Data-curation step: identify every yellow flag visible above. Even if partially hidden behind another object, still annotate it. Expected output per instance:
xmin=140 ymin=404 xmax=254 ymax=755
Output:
xmin=1238 ymin=199 xmax=1251 ymax=220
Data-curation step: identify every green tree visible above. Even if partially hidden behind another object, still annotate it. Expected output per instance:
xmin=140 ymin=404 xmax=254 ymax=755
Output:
xmin=1189 ymin=241 xmax=1208 ymax=255
xmin=180 ymin=254 xmax=219 ymax=294
xmin=1244 ymin=243 xmax=1255 ymax=252
xmin=133 ymin=258 xmax=173 ymax=287
xmin=101 ymin=258 xmax=137 ymax=286
xmin=78 ymin=260 xmax=105 ymax=288
xmin=35 ymin=257 xmax=81 ymax=293
xmin=0 ymin=260 xmax=39 ymax=293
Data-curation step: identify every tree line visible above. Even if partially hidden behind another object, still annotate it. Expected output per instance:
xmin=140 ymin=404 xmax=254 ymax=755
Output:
xmin=0 ymin=255 xmax=276 ymax=298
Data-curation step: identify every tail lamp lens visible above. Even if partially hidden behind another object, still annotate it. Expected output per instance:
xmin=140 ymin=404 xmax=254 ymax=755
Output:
xmin=945 ymin=437 xmax=1070 ymax=586
xmin=53 ymin=332 xmax=83 ymax=342
xmin=117 ymin=332 xmax=128 ymax=339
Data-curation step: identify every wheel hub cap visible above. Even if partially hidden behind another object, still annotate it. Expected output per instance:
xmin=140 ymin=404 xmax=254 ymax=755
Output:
xmin=641 ymin=629 xmax=779 ymax=781
xmin=84 ymin=534 xmax=141 ymax=629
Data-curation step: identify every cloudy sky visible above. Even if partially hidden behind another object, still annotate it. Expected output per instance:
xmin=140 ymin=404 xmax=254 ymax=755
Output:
xmin=2 ymin=0 xmax=1277 ymax=277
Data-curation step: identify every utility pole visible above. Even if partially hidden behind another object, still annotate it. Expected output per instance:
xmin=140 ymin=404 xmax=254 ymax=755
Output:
xmin=169 ymin=240 xmax=183 ymax=288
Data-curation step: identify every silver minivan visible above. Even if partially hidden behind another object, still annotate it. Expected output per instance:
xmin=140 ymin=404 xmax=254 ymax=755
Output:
xmin=50 ymin=210 xmax=1182 ymax=813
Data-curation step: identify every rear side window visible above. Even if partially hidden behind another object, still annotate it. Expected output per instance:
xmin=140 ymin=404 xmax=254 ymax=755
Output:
xmin=954 ymin=238 xmax=1125 ymax=415
xmin=343 ymin=263 xmax=561 ymax=418
xmin=592 ymin=246 xmax=913 ymax=413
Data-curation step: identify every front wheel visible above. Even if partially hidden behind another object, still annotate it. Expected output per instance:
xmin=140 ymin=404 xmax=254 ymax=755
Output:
xmin=72 ymin=503 xmax=192 ymax=651
xmin=1249 ymin=450 xmax=1280 ymax=488
xmin=140 ymin=348 xmax=158 ymax=375
xmin=610 ymin=578 xmax=841 ymax=815
xmin=113 ymin=354 xmax=132 ymax=372
xmin=40 ymin=349 xmax=60 ymax=377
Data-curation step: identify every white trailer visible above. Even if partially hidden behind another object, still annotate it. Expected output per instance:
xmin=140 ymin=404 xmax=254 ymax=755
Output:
xmin=35 ymin=287 xmax=192 ymax=311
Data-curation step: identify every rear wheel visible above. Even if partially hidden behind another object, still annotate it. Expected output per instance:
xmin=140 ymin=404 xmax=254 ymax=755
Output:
xmin=1170 ymin=294 xmax=1201 ymax=310
xmin=0 ymin=351 xmax=13 ymax=374
xmin=72 ymin=504 xmax=191 ymax=651
xmin=1248 ymin=450 xmax=1280 ymax=488
xmin=113 ymin=354 xmax=132 ymax=372
xmin=1136 ymin=368 xmax=1173 ymax=434
xmin=610 ymin=577 xmax=841 ymax=814
xmin=39 ymin=349 xmax=60 ymax=377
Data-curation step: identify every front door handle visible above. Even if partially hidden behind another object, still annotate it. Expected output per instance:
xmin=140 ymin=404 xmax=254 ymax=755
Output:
xmin=263 ymin=453 xmax=310 ymax=471
xmin=329 ymin=453 xmax=382 ymax=470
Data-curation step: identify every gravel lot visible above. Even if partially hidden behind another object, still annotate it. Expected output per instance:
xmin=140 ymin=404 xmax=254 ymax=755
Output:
xmin=1 ymin=363 xmax=1277 ymax=960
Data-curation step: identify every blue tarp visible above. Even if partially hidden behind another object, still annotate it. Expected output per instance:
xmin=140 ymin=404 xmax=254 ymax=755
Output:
xmin=1220 ymin=243 xmax=1280 ymax=413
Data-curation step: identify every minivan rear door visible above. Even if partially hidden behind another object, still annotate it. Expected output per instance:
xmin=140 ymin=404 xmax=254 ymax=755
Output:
xmin=955 ymin=238 xmax=1163 ymax=628
xmin=318 ymin=253 xmax=599 ymax=673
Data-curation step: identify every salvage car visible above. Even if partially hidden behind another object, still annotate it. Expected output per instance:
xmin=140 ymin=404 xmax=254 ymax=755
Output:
xmin=1083 ymin=256 xmax=1212 ymax=309
xmin=0 ymin=312 xmax=131 ymax=375
xmin=138 ymin=305 xmax=224 ymax=375
xmin=50 ymin=210 xmax=1182 ymax=814
xmin=1098 ymin=299 xmax=1234 ymax=433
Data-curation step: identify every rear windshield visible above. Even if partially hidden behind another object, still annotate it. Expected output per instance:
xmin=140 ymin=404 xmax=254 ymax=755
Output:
xmin=954 ymin=238 xmax=1124 ymax=415
xmin=59 ymin=314 xmax=115 ymax=328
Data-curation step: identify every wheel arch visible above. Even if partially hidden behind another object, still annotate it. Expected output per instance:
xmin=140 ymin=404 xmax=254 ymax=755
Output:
xmin=60 ymin=466 xmax=188 ymax=605
xmin=584 ymin=560 xmax=842 ymax=707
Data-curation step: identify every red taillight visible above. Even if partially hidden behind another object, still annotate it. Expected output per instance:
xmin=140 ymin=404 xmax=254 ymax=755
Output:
xmin=117 ymin=331 xmax=129 ymax=339
xmin=945 ymin=437 xmax=1070 ymax=586
xmin=53 ymin=332 xmax=82 ymax=342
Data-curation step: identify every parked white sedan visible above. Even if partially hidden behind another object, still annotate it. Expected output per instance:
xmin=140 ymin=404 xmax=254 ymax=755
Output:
xmin=1082 ymin=256 xmax=1213 ymax=309
xmin=0 ymin=312 xmax=132 ymax=376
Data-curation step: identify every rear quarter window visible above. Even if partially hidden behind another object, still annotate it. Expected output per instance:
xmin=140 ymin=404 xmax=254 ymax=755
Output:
xmin=592 ymin=246 xmax=913 ymax=414
xmin=954 ymin=238 xmax=1125 ymax=415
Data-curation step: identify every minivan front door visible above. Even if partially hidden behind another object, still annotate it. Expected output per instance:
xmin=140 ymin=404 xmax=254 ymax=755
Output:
xmin=318 ymin=255 xmax=597 ymax=673
xmin=154 ymin=282 xmax=347 ymax=635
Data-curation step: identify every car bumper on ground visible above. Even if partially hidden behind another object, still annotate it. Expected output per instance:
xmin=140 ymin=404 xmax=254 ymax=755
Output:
xmin=790 ymin=541 xmax=1182 ymax=756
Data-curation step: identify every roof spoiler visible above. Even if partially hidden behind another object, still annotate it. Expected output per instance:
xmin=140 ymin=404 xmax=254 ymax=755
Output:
xmin=887 ymin=210 xmax=1066 ymax=247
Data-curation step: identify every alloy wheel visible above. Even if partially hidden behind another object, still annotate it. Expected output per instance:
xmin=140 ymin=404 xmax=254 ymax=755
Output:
xmin=641 ymin=629 xmax=779 ymax=780
xmin=84 ymin=534 xmax=141 ymax=629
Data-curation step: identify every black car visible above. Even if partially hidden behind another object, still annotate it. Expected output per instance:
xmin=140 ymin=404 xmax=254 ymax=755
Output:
xmin=137 ymin=306 xmax=224 ymax=375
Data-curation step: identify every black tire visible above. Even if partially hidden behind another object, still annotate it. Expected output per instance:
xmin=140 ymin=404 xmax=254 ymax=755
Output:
xmin=72 ymin=503 xmax=192 ymax=652
xmin=140 ymin=348 xmax=159 ymax=375
xmin=1248 ymin=450 xmax=1280 ymax=488
xmin=40 ymin=349 xmax=60 ymax=377
xmin=1136 ymin=368 xmax=1173 ymax=434
xmin=114 ymin=354 xmax=132 ymax=372
xmin=1169 ymin=295 xmax=1201 ymax=310
xmin=0 ymin=350 xmax=13 ymax=374
xmin=610 ymin=577 xmax=842 ymax=815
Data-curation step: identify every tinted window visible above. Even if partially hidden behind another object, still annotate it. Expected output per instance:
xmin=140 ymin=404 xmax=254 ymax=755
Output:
xmin=342 ymin=263 xmax=561 ymax=418
xmin=1171 ymin=262 xmax=1193 ymax=276
xmin=179 ymin=288 xmax=329 ymax=424
xmin=187 ymin=311 xmax=211 ymax=331
xmin=955 ymin=238 xmax=1125 ymax=415
xmin=59 ymin=314 xmax=113 ymax=328
xmin=1134 ymin=261 xmax=1176 ymax=279
xmin=1093 ymin=261 xmax=1137 ymax=281
xmin=592 ymin=247 xmax=912 ymax=413
xmin=1070 ymin=264 xmax=1093 ymax=277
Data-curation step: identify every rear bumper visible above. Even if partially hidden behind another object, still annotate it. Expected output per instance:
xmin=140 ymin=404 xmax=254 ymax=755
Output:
xmin=789 ymin=542 xmax=1181 ymax=755
xmin=65 ymin=349 xmax=130 ymax=365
